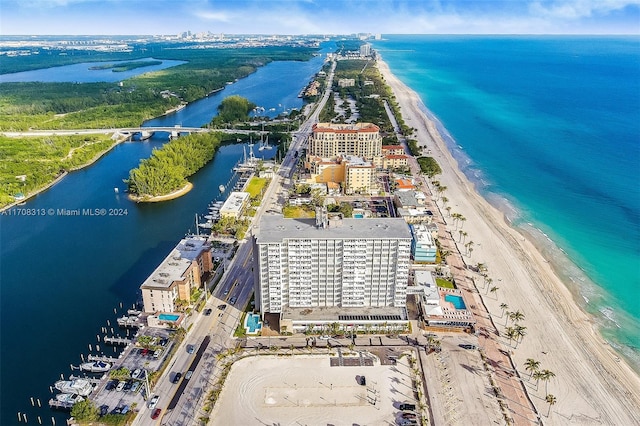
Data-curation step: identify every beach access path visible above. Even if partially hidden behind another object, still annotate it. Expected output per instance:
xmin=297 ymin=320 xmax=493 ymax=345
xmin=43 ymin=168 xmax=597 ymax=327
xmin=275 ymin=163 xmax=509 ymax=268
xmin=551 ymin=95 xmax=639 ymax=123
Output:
xmin=377 ymin=58 xmax=640 ymax=425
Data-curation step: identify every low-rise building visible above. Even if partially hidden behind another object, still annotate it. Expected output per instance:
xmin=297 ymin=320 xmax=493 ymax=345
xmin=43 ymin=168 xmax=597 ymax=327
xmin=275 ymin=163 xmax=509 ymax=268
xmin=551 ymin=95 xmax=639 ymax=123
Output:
xmin=220 ymin=191 xmax=250 ymax=218
xmin=410 ymin=223 xmax=437 ymax=263
xmin=382 ymin=145 xmax=406 ymax=156
xmin=383 ymin=154 xmax=409 ymax=169
xmin=338 ymin=78 xmax=355 ymax=87
xmin=140 ymin=236 xmax=213 ymax=313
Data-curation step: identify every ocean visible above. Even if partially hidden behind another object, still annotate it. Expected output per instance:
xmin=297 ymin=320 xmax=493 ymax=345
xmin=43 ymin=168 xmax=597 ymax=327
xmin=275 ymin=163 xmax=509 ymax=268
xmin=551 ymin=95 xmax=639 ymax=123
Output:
xmin=372 ymin=35 xmax=640 ymax=370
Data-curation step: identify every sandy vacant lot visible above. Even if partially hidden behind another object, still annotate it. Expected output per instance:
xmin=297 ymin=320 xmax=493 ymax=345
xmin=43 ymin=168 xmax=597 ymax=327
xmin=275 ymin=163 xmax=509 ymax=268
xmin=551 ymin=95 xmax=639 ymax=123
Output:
xmin=211 ymin=354 xmax=420 ymax=426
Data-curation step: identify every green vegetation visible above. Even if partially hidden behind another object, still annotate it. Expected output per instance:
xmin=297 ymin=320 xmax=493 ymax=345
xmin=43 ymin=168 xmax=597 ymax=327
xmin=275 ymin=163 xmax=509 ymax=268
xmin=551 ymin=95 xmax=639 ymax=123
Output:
xmin=321 ymin=59 xmax=395 ymax=135
xmin=211 ymin=216 xmax=250 ymax=239
xmin=327 ymin=202 xmax=353 ymax=218
xmin=282 ymin=205 xmax=315 ymax=218
xmin=126 ymin=132 xmax=222 ymax=197
xmin=70 ymin=400 xmax=99 ymax=422
xmin=89 ymin=60 xmax=163 ymax=72
xmin=109 ymin=367 xmax=131 ymax=380
xmin=0 ymin=134 xmax=115 ymax=207
xmin=0 ymin=46 xmax=315 ymax=131
xmin=417 ymin=156 xmax=442 ymax=177
xmin=436 ymin=278 xmax=456 ymax=289
xmin=211 ymin=95 xmax=255 ymax=127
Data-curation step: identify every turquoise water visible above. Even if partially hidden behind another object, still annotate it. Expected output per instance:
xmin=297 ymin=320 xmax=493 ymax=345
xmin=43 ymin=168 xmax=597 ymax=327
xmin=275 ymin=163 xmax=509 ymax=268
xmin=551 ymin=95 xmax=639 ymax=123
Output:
xmin=354 ymin=214 xmax=364 ymax=218
xmin=373 ymin=36 xmax=640 ymax=370
xmin=158 ymin=313 xmax=180 ymax=322
xmin=245 ymin=313 xmax=263 ymax=333
xmin=445 ymin=294 xmax=467 ymax=310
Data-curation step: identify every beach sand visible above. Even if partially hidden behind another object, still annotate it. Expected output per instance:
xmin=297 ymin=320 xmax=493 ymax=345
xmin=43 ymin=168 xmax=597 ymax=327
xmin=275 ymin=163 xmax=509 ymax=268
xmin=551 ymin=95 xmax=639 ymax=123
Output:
xmin=377 ymin=58 xmax=640 ymax=424
xmin=128 ymin=181 xmax=193 ymax=203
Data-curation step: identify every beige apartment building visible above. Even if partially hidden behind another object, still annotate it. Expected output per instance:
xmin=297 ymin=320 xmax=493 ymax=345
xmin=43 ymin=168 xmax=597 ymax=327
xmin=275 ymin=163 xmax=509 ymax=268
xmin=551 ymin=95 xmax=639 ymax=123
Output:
xmin=140 ymin=236 xmax=213 ymax=313
xmin=308 ymin=122 xmax=382 ymax=161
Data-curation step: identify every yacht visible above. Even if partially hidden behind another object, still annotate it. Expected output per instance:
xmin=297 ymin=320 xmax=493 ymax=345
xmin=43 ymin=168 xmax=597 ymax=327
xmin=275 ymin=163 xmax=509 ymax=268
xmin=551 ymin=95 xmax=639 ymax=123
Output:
xmin=80 ymin=360 xmax=111 ymax=373
xmin=55 ymin=393 xmax=85 ymax=405
xmin=54 ymin=378 xmax=93 ymax=396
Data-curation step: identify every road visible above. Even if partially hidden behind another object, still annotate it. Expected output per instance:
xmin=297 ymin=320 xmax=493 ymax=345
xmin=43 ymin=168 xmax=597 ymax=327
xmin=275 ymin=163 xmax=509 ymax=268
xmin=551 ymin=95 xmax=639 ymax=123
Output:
xmin=131 ymin=59 xmax=337 ymax=426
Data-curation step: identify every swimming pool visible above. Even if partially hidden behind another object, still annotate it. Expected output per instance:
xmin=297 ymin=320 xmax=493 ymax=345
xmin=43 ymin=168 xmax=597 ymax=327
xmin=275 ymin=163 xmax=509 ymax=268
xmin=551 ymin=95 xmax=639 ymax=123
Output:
xmin=445 ymin=294 xmax=466 ymax=310
xmin=158 ymin=313 xmax=180 ymax=322
xmin=353 ymin=214 xmax=364 ymax=218
xmin=245 ymin=313 xmax=263 ymax=334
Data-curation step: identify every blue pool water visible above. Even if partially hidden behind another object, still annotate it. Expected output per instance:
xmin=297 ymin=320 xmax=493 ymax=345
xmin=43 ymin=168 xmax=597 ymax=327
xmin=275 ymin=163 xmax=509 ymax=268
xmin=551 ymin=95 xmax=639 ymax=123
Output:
xmin=158 ymin=313 xmax=180 ymax=322
xmin=245 ymin=313 xmax=263 ymax=334
xmin=353 ymin=214 xmax=364 ymax=218
xmin=445 ymin=294 xmax=467 ymax=310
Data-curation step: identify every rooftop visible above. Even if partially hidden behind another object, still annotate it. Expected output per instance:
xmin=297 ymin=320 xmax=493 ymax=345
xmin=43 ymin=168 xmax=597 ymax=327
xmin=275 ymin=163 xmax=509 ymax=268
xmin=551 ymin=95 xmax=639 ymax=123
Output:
xmin=312 ymin=122 xmax=380 ymax=133
xmin=256 ymin=215 xmax=412 ymax=243
xmin=282 ymin=306 xmax=408 ymax=322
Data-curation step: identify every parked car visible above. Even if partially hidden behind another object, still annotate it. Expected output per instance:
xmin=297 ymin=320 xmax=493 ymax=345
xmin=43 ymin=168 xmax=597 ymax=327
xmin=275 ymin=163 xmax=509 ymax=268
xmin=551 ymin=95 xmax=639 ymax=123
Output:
xmin=204 ymin=308 xmax=212 ymax=316
xmin=99 ymin=405 xmax=109 ymax=416
xmin=120 ymin=405 xmax=129 ymax=415
xmin=187 ymin=345 xmax=195 ymax=354
xmin=153 ymin=349 xmax=161 ymax=358
xmin=185 ymin=370 xmax=194 ymax=380
xmin=172 ymin=372 xmax=182 ymax=384
xmin=402 ymin=412 xmax=417 ymax=419
xmin=358 ymin=375 xmax=366 ymax=386
xmin=130 ymin=381 xmax=141 ymax=393
xmin=229 ymin=296 xmax=237 ymax=304
xmin=218 ymin=304 xmax=227 ymax=310
xmin=151 ymin=408 xmax=162 ymax=419
xmin=123 ymin=380 xmax=133 ymax=391
xmin=397 ymin=419 xmax=417 ymax=426
xmin=105 ymin=380 xmax=117 ymax=391
xmin=131 ymin=368 xmax=142 ymax=379
xmin=399 ymin=403 xmax=416 ymax=411
xmin=148 ymin=395 xmax=159 ymax=409
xmin=459 ymin=343 xmax=477 ymax=350
xmin=116 ymin=381 xmax=125 ymax=392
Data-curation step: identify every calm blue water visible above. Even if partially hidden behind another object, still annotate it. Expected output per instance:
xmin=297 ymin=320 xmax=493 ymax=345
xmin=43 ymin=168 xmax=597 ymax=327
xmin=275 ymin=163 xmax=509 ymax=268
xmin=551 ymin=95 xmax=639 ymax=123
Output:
xmin=445 ymin=294 xmax=467 ymax=310
xmin=373 ymin=35 xmax=640 ymax=369
xmin=0 ymin=57 xmax=187 ymax=83
xmin=158 ymin=314 xmax=180 ymax=322
xmin=0 ymin=44 xmax=328 ymax=424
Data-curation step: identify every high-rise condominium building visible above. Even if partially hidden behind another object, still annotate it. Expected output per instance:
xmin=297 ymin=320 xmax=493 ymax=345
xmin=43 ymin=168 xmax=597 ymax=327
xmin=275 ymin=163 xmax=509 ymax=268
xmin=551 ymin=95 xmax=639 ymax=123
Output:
xmin=308 ymin=122 xmax=382 ymax=161
xmin=254 ymin=214 xmax=412 ymax=315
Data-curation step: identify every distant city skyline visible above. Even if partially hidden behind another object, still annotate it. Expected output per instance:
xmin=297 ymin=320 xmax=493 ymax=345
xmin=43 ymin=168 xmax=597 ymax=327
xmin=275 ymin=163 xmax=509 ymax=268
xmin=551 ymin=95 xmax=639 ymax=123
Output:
xmin=1 ymin=0 xmax=639 ymax=36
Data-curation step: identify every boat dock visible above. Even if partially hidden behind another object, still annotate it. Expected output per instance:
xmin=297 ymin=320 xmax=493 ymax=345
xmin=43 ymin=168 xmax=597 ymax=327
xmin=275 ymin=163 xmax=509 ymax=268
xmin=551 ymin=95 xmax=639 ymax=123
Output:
xmin=103 ymin=336 xmax=132 ymax=346
xmin=87 ymin=354 xmax=118 ymax=363
xmin=48 ymin=399 xmax=74 ymax=410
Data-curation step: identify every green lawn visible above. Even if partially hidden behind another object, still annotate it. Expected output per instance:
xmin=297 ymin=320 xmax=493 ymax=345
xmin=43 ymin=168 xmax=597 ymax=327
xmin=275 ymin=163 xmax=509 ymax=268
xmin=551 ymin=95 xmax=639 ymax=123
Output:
xmin=282 ymin=205 xmax=315 ymax=218
xmin=436 ymin=278 xmax=456 ymax=289
xmin=246 ymin=176 xmax=267 ymax=198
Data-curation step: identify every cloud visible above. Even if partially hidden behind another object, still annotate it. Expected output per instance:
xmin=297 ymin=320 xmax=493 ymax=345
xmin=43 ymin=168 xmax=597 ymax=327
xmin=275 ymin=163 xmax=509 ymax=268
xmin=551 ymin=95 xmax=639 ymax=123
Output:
xmin=529 ymin=0 xmax=640 ymax=19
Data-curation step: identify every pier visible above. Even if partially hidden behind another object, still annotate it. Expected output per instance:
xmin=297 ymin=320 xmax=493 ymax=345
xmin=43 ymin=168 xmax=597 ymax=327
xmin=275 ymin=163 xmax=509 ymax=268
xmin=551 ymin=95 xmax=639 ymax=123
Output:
xmin=103 ymin=336 xmax=132 ymax=346
xmin=86 ymin=354 xmax=118 ymax=363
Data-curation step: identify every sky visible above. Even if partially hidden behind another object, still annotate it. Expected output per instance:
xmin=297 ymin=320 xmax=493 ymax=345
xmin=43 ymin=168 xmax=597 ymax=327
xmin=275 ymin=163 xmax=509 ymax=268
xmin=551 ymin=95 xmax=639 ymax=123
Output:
xmin=1 ymin=0 xmax=639 ymax=36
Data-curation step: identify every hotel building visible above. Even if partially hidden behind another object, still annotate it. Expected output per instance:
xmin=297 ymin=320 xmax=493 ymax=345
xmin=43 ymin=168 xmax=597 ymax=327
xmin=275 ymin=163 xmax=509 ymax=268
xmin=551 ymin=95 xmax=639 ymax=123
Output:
xmin=254 ymin=212 xmax=412 ymax=333
xmin=308 ymin=122 xmax=382 ymax=161
xmin=140 ymin=236 xmax=213 ymax=313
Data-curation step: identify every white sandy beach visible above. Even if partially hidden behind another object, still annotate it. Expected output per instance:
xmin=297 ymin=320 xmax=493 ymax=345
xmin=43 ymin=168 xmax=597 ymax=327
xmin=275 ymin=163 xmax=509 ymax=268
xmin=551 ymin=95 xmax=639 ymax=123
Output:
xmin=377 ymin=58 xmax=640 ymax=424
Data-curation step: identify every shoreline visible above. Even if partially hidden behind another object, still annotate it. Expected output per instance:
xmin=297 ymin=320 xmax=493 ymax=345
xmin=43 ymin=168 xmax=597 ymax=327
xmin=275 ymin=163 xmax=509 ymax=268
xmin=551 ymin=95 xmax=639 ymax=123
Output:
xmin=377 ymin=58 xmax=640 ymax=423
xmin=0 ymin=134 xmax=128 ymax=213
xmin=127 ymin=181 xmax=193 ymax=203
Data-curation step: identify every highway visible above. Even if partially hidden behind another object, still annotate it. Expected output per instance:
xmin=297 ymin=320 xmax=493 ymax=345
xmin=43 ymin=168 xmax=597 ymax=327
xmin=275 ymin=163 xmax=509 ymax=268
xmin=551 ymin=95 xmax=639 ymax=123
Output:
xmin=131 ymin=58 xmax=337 ymax=426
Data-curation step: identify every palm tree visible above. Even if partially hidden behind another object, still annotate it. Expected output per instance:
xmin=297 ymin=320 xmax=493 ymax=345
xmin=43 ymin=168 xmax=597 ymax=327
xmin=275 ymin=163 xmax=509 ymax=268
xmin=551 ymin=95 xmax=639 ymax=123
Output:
xmin=540 ymin=369 xmax=556 ymax=395
xmin=545 ymin=394 xmax=557 ymax=417
xmin=505 ymin=326 xmax=517 ymax=347
xmin=458 ymin=229 xmax=464 ymax=242
xmin=504 ymin=310 xmax=511 ymax=326
xmin=499 ymin=303 xmax=509 ymax=317
xmin=465 ymin=240 xmax=474 ymax=256
xmin=489 ymin=286 xmax=499 ymax=298
xmin=461 ymin=231 xmax=468 ymax=243
xmin=532 ymin=370 xmax=544 ymax=390
xmin=509 ymin=310 xmax=525 ymax=323
xmin=513 ymin=325 xmax=527 ymax=347
xmin=441 ymin=196 xmax=449 ymax=207
xmin=458 ymin=215 xmax=466 ymax=228
xmin=524 ymin=358 xmax=540 ymax=379
xmin=445 ymin=206 xmax=452 ymax=217
xmin=475 ymin=262 xmax=487 ymax=274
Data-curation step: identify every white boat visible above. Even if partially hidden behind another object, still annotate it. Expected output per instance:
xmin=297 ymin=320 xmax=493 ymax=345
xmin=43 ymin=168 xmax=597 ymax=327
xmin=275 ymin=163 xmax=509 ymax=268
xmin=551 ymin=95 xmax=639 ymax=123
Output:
xmin=80 ymin=360 xmax=111 ymax=373
xmin=54 ymin=379 xmax=93 ymax=396
xmin=55 ymin=393 xmax=85 ymax=404
xmin=198 ymin=222 xmax=213 ymax=229
xmin=219 ymin=185 xmax=225 ymax=193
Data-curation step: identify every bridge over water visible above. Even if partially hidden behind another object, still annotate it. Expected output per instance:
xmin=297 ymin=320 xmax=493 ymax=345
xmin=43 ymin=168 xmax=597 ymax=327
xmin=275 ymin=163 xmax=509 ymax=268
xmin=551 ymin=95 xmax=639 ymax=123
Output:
xmin=1 ymin=126 xmax=270 ymax=139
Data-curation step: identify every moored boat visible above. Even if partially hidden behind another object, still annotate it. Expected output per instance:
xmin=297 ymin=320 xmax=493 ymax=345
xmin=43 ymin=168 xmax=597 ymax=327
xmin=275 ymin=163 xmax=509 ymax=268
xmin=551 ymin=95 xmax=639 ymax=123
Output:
xmin=55 ymin=393 xmax=85 ymax=404
xmin=54 ymin=378 xmax=93 ymax=396
xmin=80 ymin=360 xmax=111 ymax=373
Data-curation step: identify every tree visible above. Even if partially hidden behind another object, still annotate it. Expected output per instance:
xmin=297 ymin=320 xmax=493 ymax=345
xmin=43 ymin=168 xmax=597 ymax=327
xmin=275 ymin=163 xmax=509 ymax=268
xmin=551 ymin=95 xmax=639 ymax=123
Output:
xmin=488 ymin=286 xmax=499 ymax=298
xmin=524 ymin=358 xmax=540 ymax=379
xmin=545 ymin=394 xmax=557 ymax=417
xmin=500 ymin=303 xmax=509 ymax=317
xmin=532 ymin=371 xmax=544 ymax=390
xmin=70 ymin=400 xmax=99 ymax=422
xmin=513 ymin=325 xmax=527 ymax=347
xmin=540 ymin=369 xmax=556 ymax=395
xmin=213 ymin=95 xmax=256 ymax=126
xmin=505 ymin=326 xmax=517 ymax=347
xmin=508 ymin=310 xmax=525 ymax=323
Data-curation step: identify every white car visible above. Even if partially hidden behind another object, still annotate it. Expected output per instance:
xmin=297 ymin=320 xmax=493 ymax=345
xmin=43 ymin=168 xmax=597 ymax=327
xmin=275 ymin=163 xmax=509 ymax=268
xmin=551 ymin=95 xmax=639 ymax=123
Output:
xmin=148 ymin=395 xmax=159 ymax=409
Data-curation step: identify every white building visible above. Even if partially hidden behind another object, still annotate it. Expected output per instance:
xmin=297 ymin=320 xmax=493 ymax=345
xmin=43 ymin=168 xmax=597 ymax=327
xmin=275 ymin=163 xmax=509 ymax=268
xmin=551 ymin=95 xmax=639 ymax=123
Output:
xmin=220 ymin=191 xmax=250 ymax=218
xmin=254 ymin=214 xmax=412 ymax=316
